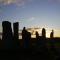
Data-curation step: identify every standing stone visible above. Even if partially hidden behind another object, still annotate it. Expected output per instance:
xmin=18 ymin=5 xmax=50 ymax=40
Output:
xmin=2 ymin=21 xmax=14 ymax=49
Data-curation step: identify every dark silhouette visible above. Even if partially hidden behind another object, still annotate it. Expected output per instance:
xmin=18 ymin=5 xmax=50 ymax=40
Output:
xmin=13 ymin=22 xmax=19 ymax=41
xmin=2 ymin=21 xmax=14 ymax=49
xmin=13 ymin=22 xmax=20 ymax=48
xmin=41 ymin=28 xmax=47 ymax=49
xmin=27 ymin=31 xmax=31 ymax=48
xmin=22 ymin=27 xmax=27 ymax=48
xmin=49 ymin=30 xmax=58 ymax=58
xmin=50 ymin=30 xmax=54 ymax=38
xmin=42 ymin=28 xmax=46 ymax=38
xmin=0 ymin=21 xmax=60 ymax=60
xmin=22 ymin=27 xmax=31 ymax=48
xmin=35 ymin=31 xmax=39 ymax=48
xmin=36 ymin=31 xmax=39 ymax=39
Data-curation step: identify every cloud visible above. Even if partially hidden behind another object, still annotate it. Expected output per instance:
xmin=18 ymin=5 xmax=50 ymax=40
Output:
xmin=0 ymin=0 xmax=32 ymax=6
xmin=28 ymin=17 xmax=35 ymax=21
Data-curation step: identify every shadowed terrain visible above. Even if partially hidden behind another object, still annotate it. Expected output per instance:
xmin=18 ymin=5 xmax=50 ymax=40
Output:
xmin=0 ymin=21 xmax=60 ymax=60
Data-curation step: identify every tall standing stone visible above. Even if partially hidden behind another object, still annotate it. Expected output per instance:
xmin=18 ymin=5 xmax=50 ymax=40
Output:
xmin=2 ymin=21 xmax=14 ymax=49
xmin=42 ymin=28 xmax=46 ymax=38
xmin=50 ymin=30 xmax=54 ymax=38
xmin=13 ymin=22 xmax=20 ymax=48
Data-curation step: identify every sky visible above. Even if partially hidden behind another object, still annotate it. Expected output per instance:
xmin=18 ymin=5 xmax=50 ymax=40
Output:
xmin=0 ymin=0 xmax=60 ymax=37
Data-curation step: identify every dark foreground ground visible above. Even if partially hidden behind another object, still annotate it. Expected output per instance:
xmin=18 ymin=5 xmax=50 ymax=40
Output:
xmin=0 ymin=38 xmax=60 ymax=60
xmin=0 ymin=48 xmax=60 ymax=60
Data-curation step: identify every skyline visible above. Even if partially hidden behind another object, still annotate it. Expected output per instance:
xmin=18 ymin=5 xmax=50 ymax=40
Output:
xmin=0 ymin=0 xmax=60 ymax=37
